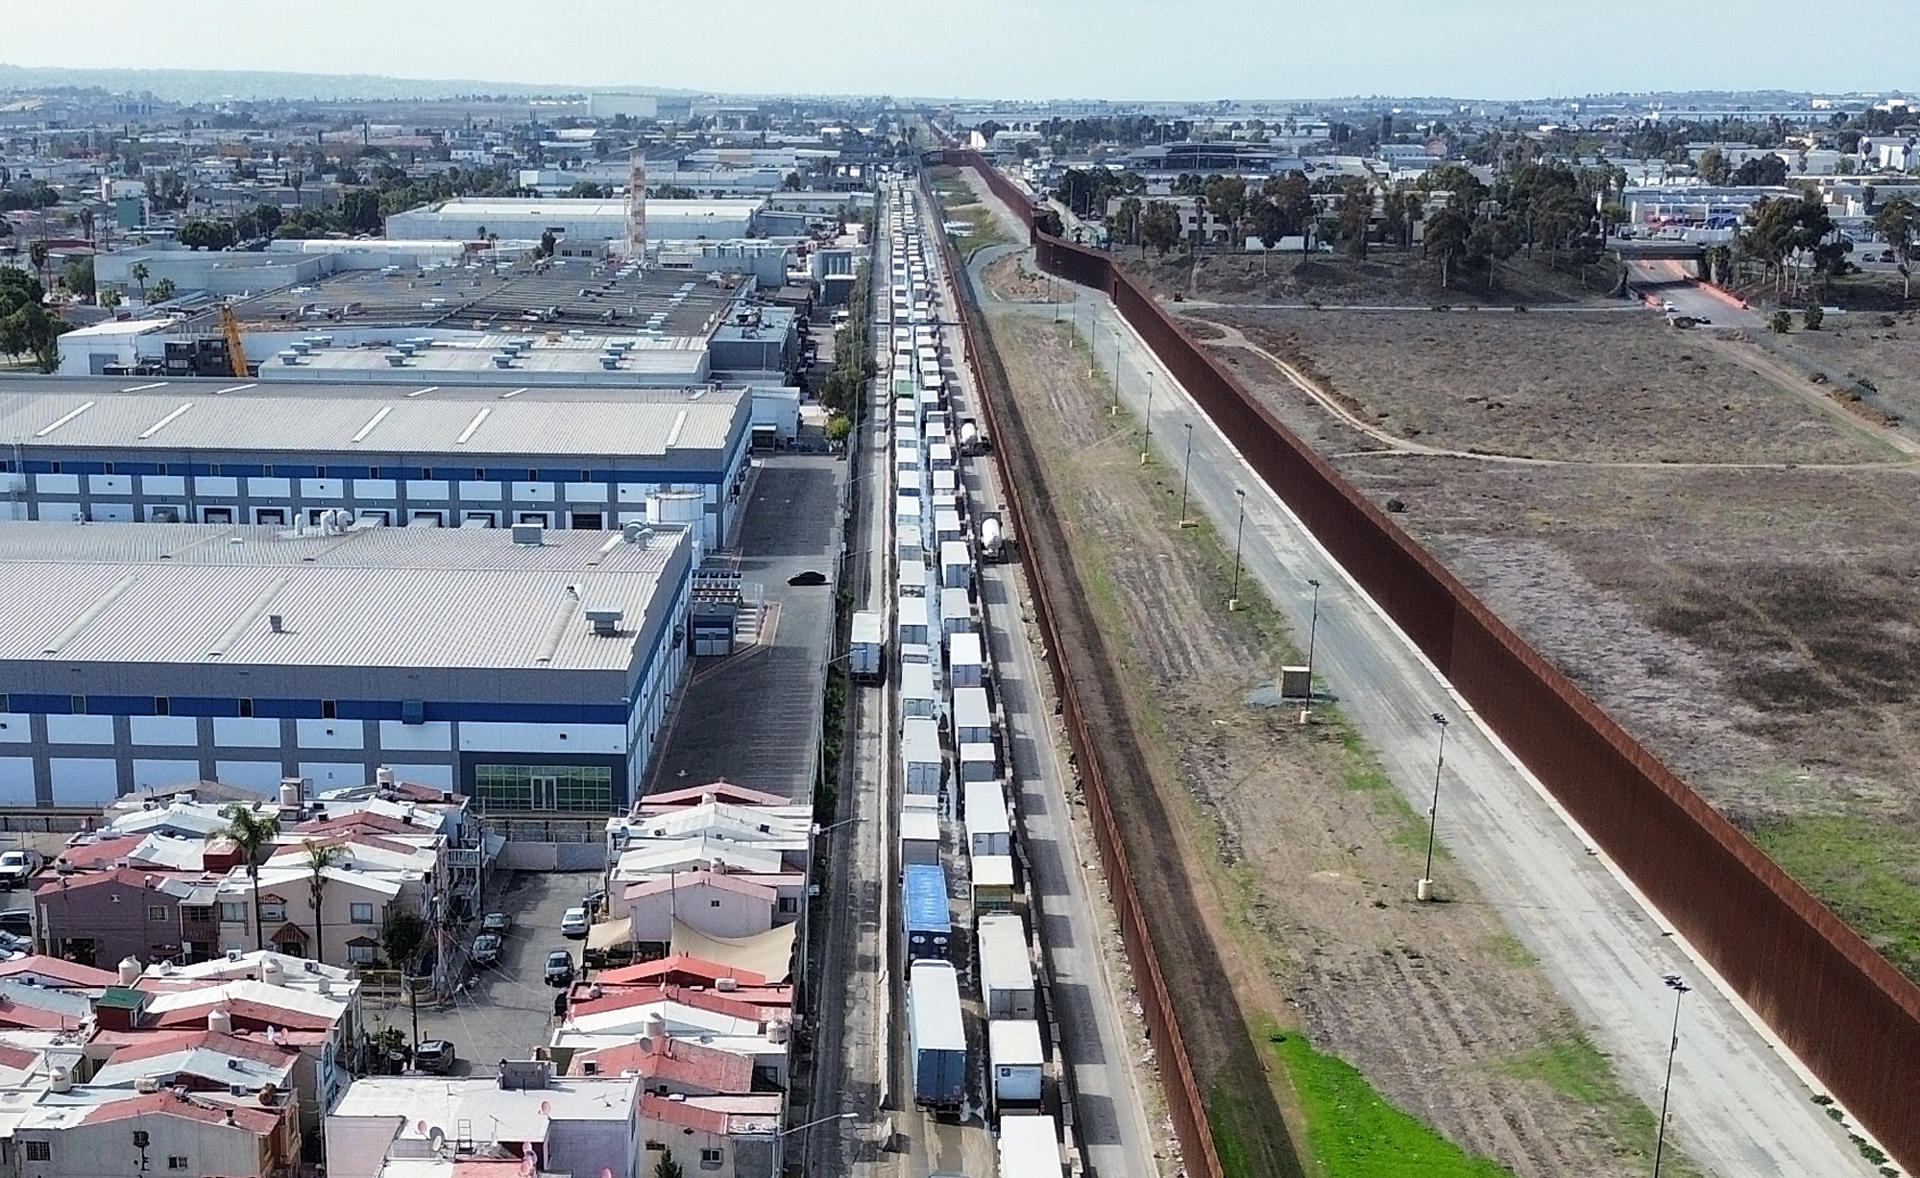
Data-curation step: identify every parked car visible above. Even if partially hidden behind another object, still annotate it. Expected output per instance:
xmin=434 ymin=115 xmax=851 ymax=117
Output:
xmin=582 ymin=890 xmax=608 ymax=917
xmin=414 ymin=1040 xmax=457 ymax=1075
xmin=0 ymin=851 xmax=34 ymax=891
xmin=481 ymin=912 xmax=511 ymax=935
xmin=545 ymin=949 xmax=575 ymax=987
xmin=471 ymin=933 xmax=503 ymax=966
xmin=0 ymin=910 xmax=30 ymax=938
xmin=559 ymin=907 xmax=590 ymax=939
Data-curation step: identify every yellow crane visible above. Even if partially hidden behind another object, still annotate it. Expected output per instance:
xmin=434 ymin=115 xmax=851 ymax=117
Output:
xmin=218 ymin=304 xmax=250 ymax=378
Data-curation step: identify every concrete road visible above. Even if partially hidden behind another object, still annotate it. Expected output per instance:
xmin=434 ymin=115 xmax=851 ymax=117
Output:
xmin=647 ymin=455 xmax=845 ymax=802
xmin=964 ymin=207 xmax=1879 ymax=1175
xmin=1628 ymin=259 xmax=1763 ymax=330
xmin=395 ymin=870 xmax=599 ymax=1078
xmin=935 ymin=183 xmax=1164 ymax=1178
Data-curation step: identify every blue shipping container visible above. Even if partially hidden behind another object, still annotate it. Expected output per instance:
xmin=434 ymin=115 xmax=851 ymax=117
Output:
xmin=903 ymin=862 xmax=953 ymax=961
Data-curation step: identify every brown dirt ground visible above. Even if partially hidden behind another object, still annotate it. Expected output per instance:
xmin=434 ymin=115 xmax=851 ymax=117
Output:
xmin=981 ymin=255 xmax=1050 ymax=303
xmin=1779 ymin=307 xmax=1920 ymax=425
xmin=1204 ymin=308 xmax=1920 ymax=979
xmin=1117 ymin=245 xmax=1619 ymax=308
xmin=1197 ymin=309 xmax=1888 ymax=465
xmin=978 ymin=309 xmax=1673 ymax=1178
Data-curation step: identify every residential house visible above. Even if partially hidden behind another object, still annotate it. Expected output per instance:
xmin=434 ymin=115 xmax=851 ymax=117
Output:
xmin=325 ymin=1064 xmax=641 ymax=1178
xmin=641 ymin=1092 xmax=782 ymax=1178
xmin=34 ymin=868 xmax=224 ymax=970
xmin=11 ymin=1091 xmax=297 ymax=1178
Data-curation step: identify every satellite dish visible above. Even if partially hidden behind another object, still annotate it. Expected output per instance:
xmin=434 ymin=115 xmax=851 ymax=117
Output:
xmin=538 ymin=1100 xmax=552 ymax=1118
xmin=416 ymin=1121 xmax=427 ymax=1135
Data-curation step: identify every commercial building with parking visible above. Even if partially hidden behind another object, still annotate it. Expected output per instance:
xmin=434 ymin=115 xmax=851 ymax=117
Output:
xmin=0 ymin=521 xmax=692 ymax=811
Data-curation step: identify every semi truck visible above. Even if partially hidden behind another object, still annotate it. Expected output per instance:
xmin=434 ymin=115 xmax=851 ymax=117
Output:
xmin=849 ymin=610 xmax=884 ymax=685
xmin=909 ymin=960 xmax=968 ymax=1111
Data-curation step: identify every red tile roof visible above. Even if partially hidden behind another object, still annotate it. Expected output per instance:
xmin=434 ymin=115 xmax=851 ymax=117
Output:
xmin=640 ymin=781 xmax=790 ymax=808
xmin=598 ymin=955 xmax=767 ymax=988
xmin=566 ymin=1034 xmax=753 ymax=1092
xmin=642 ymin=1092 xmax=731 ymax=1135
xmin=104 ymin=1028 xmax=302 ymax=1069
xmin=81 ymin=1090 xmax=283 ymax=1134
xmin=53 ymin=835 xmax=145 ymax=870
xmin=32 ymin=865 xmax=194 ymax=895
xmin=0 ymin=956 xmax=118 ymax=988
xmin=568 ymin=983 xmax=770 ymax=1023
xmin=0 ymin=1042 xmax=40 ymax=1070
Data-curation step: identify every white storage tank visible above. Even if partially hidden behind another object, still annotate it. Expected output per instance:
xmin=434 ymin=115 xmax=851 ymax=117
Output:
xmin=647 ymin=490 xmax=706 ymax=559
xmin=990 ymin=1019 xmax=1046 ymax=1112
xmin=953 ymin=685 xmax=993 ymax=746
xmin=966 ymin=779 xmax=1012 ymax=858
xmin=900 ymin=660 xmax=939 ymax=721
xmin=949 ymin=632 xmax=985 ymax=689
xmin=900 ymin=807 xmax=941 ymax=866
xmin=902 ymin=717 xmax=943 ymax=798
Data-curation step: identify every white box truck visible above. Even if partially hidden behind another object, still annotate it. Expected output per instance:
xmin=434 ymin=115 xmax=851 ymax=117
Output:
xmin=990 ymin=1019 xmax=1045 ymax=1113
xmin=997 ymin=1114 xmax=1062 ymax=1178
xmin=902 ymin=716 xmax=943 ymax=798
xmin=850 ymin=610 xmax=884 ymax=685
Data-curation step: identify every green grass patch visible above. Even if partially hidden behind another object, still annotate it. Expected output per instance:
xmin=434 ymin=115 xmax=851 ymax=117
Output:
xmin=1752 ymin=813 xmax=1920 ymax=979
xmin=1497 ymin=1030 xmax=1705 ymax=1178
xmin=1268 ymin=1023 xmax=1513 ymax=1178
xmin=1485 ymin=933 xmax=1537 ymax=968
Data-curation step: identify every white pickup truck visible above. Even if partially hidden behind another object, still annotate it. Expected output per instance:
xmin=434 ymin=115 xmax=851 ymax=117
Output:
xmin=0 ymin=850 xmax=38 ymax=891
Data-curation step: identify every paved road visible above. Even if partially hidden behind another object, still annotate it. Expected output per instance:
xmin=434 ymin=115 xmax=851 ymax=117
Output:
xmin=965 ymin=194 xmax=1879 ymax=1175
xmin=1627 ymin=259 xmax=1764 ymax=330
xmin=398 ymin=870 xmax=599 ymax=1078
xmin=647 ymin=455 xmax=845 ymax=802
xmin=941 ymin=179 xmax=1163 ymax=1178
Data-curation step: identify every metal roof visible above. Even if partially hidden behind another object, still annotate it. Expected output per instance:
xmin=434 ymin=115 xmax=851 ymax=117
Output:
xmin=0 ymin=522 xmax=687 ymax=672
xmin=0 ymin=379 xmax=745 ymax=459
xmin=901 ymin=863 xmax=950 ymax=932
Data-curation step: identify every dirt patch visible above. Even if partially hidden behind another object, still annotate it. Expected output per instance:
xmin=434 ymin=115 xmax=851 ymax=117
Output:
xmin=1115 ymin=244 xmax=1619 ymax=308
xmin=981 ymin=255 xmax=1050 ymax=303
xmin=1779 ymin=309 xmax=1920 ymax=426
xmin=978 ymin=311 xmax=1676 ymax=1177
xmin=1203 ymin=309 xmax=1888 ymax=465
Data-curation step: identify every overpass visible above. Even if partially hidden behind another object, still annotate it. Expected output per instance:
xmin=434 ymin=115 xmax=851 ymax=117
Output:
xmin=1609 ymin=237 xmax=1708 ymax=262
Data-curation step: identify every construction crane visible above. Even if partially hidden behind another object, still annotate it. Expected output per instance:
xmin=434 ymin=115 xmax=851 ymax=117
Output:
xmin=217 ymin=304 xmax=250 ymax=378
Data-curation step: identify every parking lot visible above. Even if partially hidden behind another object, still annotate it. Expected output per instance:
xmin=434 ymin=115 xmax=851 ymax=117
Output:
xmin=368 ymin=870 xmax=602 ymax=1078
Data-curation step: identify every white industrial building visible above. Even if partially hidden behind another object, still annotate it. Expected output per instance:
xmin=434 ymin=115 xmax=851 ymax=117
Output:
xmin=385 ymin=197 xmax=766 ymax=250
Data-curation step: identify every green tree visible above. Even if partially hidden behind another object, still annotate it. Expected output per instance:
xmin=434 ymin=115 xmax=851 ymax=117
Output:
xmin=1139 ymin=200 xmax=1180 ymax=257
xmin=1768 ymin=309 xmax=1792 ymax=333
xmin=825 ymin=414 xmax=852 ymax=445
xmin=61 ymin=257 xmax=94 ymax=299
xmin=340 ymin=189 xmax=382 ymax=234
xmin=1697 ymin=147 xmax=1731 ymax=185
xmin=1381 ymin=190 xmax=1410 ymax=250
xmin=253 ymin=202 xmax=283 ymax=237
xmin=1803 ymin=303 xmax=1824 ymax=330
xmin=565 ymin=181 xmax=608 ymax=199
xmin=130 ymin=260 xmax=149 ymax=301
xmin=26 ymin=240 xmax=48 ymax=289
xmin=215 ymin=804 xmax=281 ymax=954
xmin=150 ymin=277 xmax=176 ymax=303
xmin=653 ymin=1150 xmax=686 ymax=1178
xmin=381 ymin=910 xmax=426 ymax=970
xmin=0 ymin=268 xmax=68 ymax=371
xmin=98 ymin=287 xmax=121 ymax=310
xmin=539 ymin=229 xmax=558 ymax=258
xmin=1423 ymin=204 xmax=1472 ymax=289
xmin=1112 ymin=195 xmax=1143 ymax=246
xmin=1874 ymin=197 xmax=1918 ymax=299
xmin=303 ymin=839 xmax=345 ymax=965
xmin=78 ymin=208 xmax=94 ymax=244
xmin=178 ymin=219 xmax=236 ymax=251
xmin=1337 ymin=179 xmax=1371 ymax=257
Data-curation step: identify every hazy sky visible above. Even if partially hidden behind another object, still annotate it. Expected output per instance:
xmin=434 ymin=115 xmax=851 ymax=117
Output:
xmin=4 ymin=0 xmax=1914 ymax=101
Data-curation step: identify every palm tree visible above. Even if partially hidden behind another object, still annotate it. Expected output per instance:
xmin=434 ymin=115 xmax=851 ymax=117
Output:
xmin=26 ymin=240 xmax=48 ymax=291
xmin=303 ymin=839 xmax=344 ymax=965
xmin=130 ymin=261 xmax=149 ymax=302
xmin=150 ymin=277 xmax=176 ymax=304
xmin=216 ymin=805 xmax=280 ymax=954
xmin=78 ymin=208 xmax=94 ymax=246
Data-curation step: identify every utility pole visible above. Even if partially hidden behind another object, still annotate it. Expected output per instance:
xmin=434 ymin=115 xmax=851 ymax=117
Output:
xmin=1178 ymin=423 xmax=1196 ymax=526
xmin=1653 ymin=973 xmax=1692 ymax=1178
xmin=1227 ymin=488 xmax=1246 ymax=609
xmin=1418 ymin=712 xmax=1449 ymax=900
xmin=1140 ymin=372 xmax=1155 ymax=465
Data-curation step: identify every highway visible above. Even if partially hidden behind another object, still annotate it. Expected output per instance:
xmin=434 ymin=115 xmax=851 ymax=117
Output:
xmin=957 ymin=186 xmax=1881 ymax=1175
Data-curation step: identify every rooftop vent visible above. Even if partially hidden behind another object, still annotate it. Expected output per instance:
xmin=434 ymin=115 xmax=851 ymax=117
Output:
xmin=511 ymin=524 xmax=544 ymax=546
xmin=268 ymin=614 xmax=284 ymax=634
xmin=585 ymin=608 xmax=623 ymax=637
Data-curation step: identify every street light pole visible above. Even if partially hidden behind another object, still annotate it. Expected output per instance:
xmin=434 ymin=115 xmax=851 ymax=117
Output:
xmin=1652 ymin=974 xmax=1692 ymax=1178
xmin=1419 ymin=712 xmax=1449 ymax=900
xmin=1227 ymin=488 xmax=1247 ymax=610
xmin=1305 ymin=577 xmax=1322 ymax=699
xmin=1140 ymin=372 xmax=1156 ymax=465
xmin=1178 ymin=423 xmax=1195 ymax=526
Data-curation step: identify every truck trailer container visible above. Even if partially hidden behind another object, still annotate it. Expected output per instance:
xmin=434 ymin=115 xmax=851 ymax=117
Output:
xmin=997 ymin=1114 xmax=1063 ymax=1178
xmin=953 ymin=685 xmax=993 ymax=746
xmin=849 ymin=610 xmax=884 ymax=685
xmin=940 ymin=587 xmax=974 ymax=643
xmin=971 ymin=853 xmax=1015 ymax=912
xmin=940 ymin=540 xmax=973 ymax=591
xmin=902 ymin=716 xmax=943 ymax=798
xmin=959 ymin=741 xmax=998 ymax=784
xmin=900 ymin=660 xmax=939 ymax=721
xmin=977 ymin=913 xmax=1036 ymax=1020
xmin=900 ymin=807 xmax=941 ymax=866
xmin=948 ymin=631 xmax=985 ymax=688
xmin=909 ymin=960 xmax=968 ymax=1110
xmin=989 ymin=1019 xmax=1045 ymax=1113
xmin=903 ymin=863 xmax=954 ymax=962
xmin=966 ymin=779 xmax=1012 ymax=858
xmin=897 ymin=592 xmax=929 ymax=648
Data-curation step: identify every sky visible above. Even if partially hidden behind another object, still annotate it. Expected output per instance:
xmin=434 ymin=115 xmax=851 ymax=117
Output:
xmin=3 ymin=0 xmax=1915 ymax=102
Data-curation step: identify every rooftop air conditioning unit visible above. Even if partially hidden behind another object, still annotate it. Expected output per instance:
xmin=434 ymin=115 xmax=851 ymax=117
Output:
xmin=511 ymin=524 xmax=544 ymax=546
xmin=585 ymin=608 xmax=623 ymax=637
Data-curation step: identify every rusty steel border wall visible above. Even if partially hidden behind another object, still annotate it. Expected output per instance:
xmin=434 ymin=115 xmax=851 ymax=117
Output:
xmin=933 ymin=147 xmax=1920 ymax=1172
xmin=920 ymin=165 xmax=1226 ymax=1178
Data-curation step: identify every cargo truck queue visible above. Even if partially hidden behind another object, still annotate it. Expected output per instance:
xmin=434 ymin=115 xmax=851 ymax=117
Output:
xmin=847 ymin=179 xmax=1070 ymax=1178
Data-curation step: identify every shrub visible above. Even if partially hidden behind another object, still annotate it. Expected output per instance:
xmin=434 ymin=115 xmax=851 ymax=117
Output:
xmin=1803 ymin=304 xmax=1825 ymax=331
xmin=1768 ymin=310 xmax=1792 ymax=334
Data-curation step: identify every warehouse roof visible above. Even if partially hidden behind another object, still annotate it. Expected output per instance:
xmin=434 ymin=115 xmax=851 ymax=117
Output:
xmin=0 ymin=522 xmax=687 ymax=672
xmin=0 ymin=379 xmax=745 ymax=459
xmin=415 ymin=197 xmax=764 ymax=222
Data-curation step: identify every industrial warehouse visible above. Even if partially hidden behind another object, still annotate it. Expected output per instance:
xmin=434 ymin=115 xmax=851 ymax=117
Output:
xmin=0 ymin=519 xmax=691 ymax=808
xmin=0 ymin=377 xmax=755 ymax=549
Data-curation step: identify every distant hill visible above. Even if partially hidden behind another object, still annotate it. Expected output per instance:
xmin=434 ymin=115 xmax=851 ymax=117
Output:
xmin=0 ymin=63 xmax=699 ymax=104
